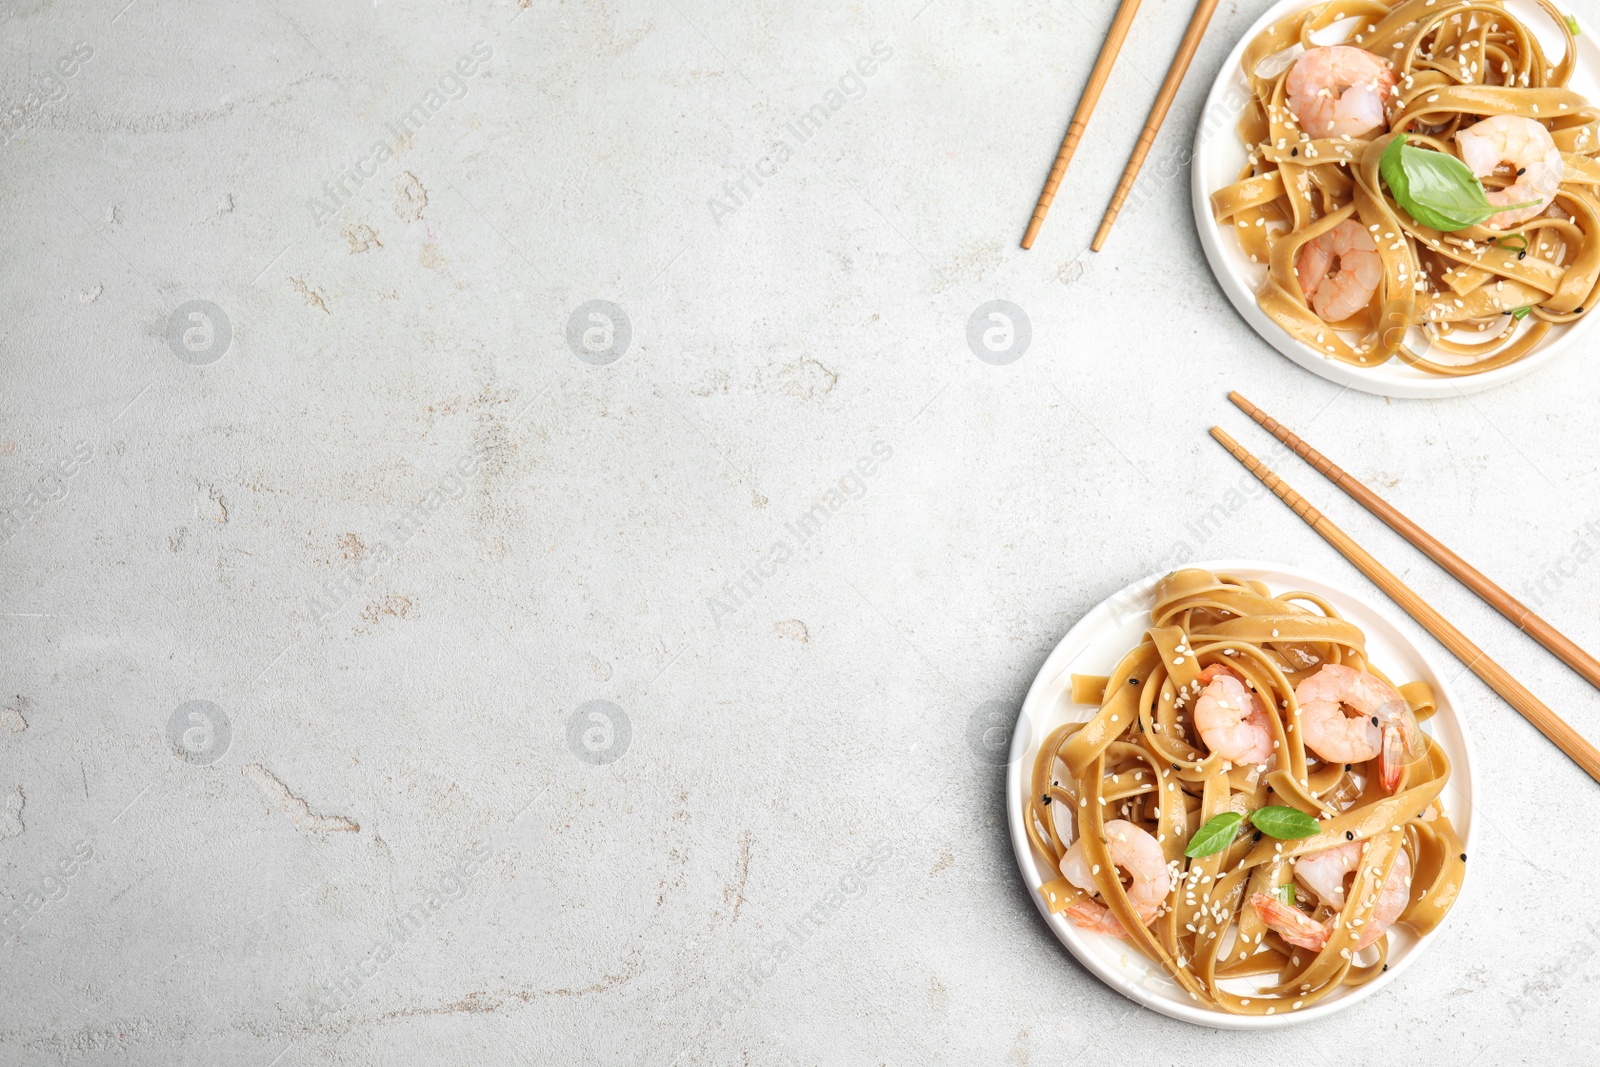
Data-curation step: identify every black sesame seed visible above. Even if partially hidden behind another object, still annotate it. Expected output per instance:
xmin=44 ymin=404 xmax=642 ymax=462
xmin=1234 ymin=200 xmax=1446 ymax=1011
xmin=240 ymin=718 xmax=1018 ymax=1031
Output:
xmin=1460 ymin=852 xmax=1467 ymax=861
xmin=1517 ymin=167 xmax=1526 ymax=175
xmin=1345 ymin=764 xmax=1351 ymax=771
xmin=1130 ymin=677 xmax=1139 ymax=685
xmin=1382 ymin=964 xmax=1389 ymax=972
xmin=1292 ymin=147 xmax=1299 ymax=156
xmin=1371 ymin=716 xmax=1379 ymax=726
xmin=1042 ymin=795 xmax=1052 ymax=805
xmin=1346 ymin=830 xmax=1355 ymax=840
xmin=1518 ymin=250 xmax=1527 ymax=259
xmin=1253 ymin=831 xmax=1263 ymax=842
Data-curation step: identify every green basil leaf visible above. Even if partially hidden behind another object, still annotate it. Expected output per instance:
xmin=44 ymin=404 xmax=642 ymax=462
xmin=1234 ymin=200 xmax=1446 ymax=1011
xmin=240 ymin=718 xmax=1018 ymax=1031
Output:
xmin=1401 ymin=145 xmax=1497 ymax=226
xmin=1381 ymin=136 xmax=1466 ymax=231
xmin=1381 ymin=139 xmax=1484 ymax=231
xmin=1379 ymin=134 xmax=1410 ymax=209
xmin=1380 ymin=137 xmax=1541 ymax=231
xmin=1184 ymin=811 xmax=1244 ymax=858
xmin=1249 ymin=805 xmax=1321 ymax=840
xmin=1511 ymin=305 xmax=1533 ymax=320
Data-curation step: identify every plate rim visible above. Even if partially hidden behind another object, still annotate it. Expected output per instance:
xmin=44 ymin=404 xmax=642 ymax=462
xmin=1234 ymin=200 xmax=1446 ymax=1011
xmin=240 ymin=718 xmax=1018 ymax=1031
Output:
xmin=1189 ymin=0 xmax=1600 ymax=398
xmin=1004 ymin=558 xmax=1478 ymax=1030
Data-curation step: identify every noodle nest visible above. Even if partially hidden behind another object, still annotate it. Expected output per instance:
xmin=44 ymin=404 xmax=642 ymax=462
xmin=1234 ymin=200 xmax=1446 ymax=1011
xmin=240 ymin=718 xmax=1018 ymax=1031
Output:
xmin=1209 ymin=0 xmax=1599 ymax=376
xmin=1025 ymin=568 xmax=1465 ymax=1016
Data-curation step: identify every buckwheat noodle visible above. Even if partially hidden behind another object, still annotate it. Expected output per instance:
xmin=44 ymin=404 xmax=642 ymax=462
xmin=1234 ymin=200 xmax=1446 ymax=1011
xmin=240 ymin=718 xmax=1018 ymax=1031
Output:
xmin=1209 ymin=0 xmax=1600 ymax=375
xmin=1025 ymin=569 xmax=1465 ymax=1016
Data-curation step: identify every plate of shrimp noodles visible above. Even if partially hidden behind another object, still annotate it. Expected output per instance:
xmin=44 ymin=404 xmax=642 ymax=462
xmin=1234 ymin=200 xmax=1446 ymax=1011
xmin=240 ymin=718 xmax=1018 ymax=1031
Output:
xmin=1007 ymin=563 xmax=1474 ymax=1027
xmin=1195 ymin=0 xmax=1600 ymax=396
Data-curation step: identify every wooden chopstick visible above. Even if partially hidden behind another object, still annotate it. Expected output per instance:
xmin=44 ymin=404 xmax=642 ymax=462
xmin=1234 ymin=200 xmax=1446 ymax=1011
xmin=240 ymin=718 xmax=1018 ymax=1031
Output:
xmin=1209 ymin=425 xmax=1600 ymax=786
xmin=1091 ymin=0 xmax=1222 ymax=252
xmin=1021 ymin=0 xmax=1145 ymax=250
xmin=1229 ymin=391 xmax=1600 ymax=694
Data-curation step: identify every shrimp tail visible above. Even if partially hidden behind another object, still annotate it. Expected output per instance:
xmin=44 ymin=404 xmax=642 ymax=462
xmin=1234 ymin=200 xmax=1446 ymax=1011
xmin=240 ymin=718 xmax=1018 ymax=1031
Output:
xmin=1248 ymin=893 xmax=1330 ymax=951
xmin=1065 ymin=900 xmax=1131 ymax=938
xmin=1379 ymin=702 xmax=1423 ymax=791
xmin=1380 ymin=724 xmax=1406 ymax=792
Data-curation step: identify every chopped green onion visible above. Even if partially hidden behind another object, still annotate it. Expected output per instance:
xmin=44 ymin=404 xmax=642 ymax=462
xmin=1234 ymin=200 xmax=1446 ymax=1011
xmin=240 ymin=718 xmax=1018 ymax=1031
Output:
xmin=1273 ymin=883 xmax=1297 ymax=906
xmin=1566 ymin=13 xmax=1580 ymax=36
xmin=1493 ymin=234 xmax=1529 ymax=253
xmin=1511 ymin=305 xmax=1533 ymax=320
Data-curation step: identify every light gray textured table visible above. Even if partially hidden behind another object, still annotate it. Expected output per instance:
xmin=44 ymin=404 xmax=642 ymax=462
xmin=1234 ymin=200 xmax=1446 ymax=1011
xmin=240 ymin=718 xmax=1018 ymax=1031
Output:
xmin=3 ymin=1 xmax=1598 ymax=1063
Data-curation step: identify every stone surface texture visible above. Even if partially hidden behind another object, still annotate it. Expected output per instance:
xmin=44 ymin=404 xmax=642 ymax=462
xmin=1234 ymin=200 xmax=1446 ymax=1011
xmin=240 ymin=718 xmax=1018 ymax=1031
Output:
xmin=2 ymin=0 xmax=1597 ymax=1064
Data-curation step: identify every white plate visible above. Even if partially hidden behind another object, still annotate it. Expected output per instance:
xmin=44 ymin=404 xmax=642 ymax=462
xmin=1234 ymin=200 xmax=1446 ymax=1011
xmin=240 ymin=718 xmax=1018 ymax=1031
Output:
xmin=1191 ymin=0 xmax=1600 ymax=397
xmin=1005 ymin=560 xmax=1476 ymax=1029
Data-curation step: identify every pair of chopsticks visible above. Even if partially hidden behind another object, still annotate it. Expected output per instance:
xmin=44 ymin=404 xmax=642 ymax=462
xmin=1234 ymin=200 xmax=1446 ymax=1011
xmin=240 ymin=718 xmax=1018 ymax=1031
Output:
xmin=1022 ymin=0 xmax=1222 ymax=251
xmin=1211 ymin=393 xmax=1600 ymax=786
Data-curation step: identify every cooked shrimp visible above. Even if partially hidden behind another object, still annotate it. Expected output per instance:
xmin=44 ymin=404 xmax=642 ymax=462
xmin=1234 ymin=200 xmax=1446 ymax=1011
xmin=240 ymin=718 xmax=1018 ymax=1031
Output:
xmin=1296 ymin=220 xmax=1382 ymax=321
xmin=1060 ymin=819 xmax=1171 ymax=937
xmin=1192 ymin=664 xmax=1274 ymax=766
xmin=1294 ymin=840 xmax=1364 ymax=909
xmin=1285 ymin=46 xmax=1397 ymax=139
xmin=1248 ymin=892 xmax=1330 ymax=951
xmin=1064 ymin=898 xmax=1133 ymax=936
xmin=1455 ymin=115 xmax=1563 ymax=229
xmin=1250 ymin=842 xmax=1412 ymax=951
xmin=1295 ymin=663 xmax=1419 ymax=790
